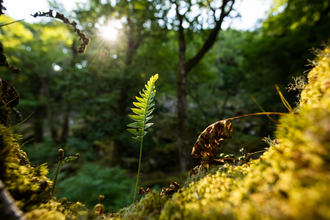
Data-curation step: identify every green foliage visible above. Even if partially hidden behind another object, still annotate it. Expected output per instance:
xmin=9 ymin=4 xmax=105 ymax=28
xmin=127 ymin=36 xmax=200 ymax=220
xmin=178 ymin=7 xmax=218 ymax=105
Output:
xmin=55 ymin=164 xmax=134 ymax=213
xmin=241 ymin=0 xmax=330 ymax=112
xmin=127 ymin=73 xmax=158 ymax=204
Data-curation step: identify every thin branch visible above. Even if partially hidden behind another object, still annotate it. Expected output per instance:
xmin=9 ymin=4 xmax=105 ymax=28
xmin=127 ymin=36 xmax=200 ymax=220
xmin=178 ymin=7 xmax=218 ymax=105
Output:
xmin=0 ymin=19 xmax=25 ymax=27
xmin=185 ymin=0 xmax=235 ymax=73
xmin=227 ymin=112 xmax=287 ymax=121
xmin=0 ymin=179 xmax=26 ymax=220
xmin=206 ymin=0 xmax=217 ymax=22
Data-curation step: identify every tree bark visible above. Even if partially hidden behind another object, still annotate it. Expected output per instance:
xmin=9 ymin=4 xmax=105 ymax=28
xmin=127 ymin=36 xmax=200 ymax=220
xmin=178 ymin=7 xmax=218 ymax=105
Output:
xmin=177 ymin=10 xmax=189 ymax=172
xmin=33 ymin=106 xmax=44 ymax=143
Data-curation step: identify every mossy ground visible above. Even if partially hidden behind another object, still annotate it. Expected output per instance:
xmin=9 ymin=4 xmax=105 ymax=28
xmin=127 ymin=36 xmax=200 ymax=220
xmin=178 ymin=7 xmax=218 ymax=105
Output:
xmin=112 ymin=45 xmax=330 ymax=219
xmin=1 ymin=45 xmax=330 ymax=219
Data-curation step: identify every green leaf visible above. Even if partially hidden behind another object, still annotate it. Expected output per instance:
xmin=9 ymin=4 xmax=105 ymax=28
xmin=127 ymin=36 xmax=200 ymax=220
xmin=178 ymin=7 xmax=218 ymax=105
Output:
xmin=146 ymin=102 xmax=155 ymax=110
xmin=132 ymin=136 xmax=142 ymax=141
xmin=145 ymin=115 xmax=154 ymax=123
xmin=129 ymin=114 xmax=144 ymax=121
xmin=131 ymin=108 xmax=144 ymax=115
xmin=133 ymin=102 xmax=146 ymax=109
xmin=144 ymin=123 xmax=154 ymax=130
xmin=127 ymin=122 xmax=144 ymax=128
xmin=127 ymin=129 xmax=142 ymax=136
xmin=146 ymin=108 xmax=154 ymax=116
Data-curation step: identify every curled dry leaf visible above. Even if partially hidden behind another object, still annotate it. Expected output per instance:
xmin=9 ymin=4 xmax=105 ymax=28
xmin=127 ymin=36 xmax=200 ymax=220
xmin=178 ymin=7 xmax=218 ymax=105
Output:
xmin=160 ymin=182 xmax=180 ymax=198
xmin=191 ymin=119 xmax=233 ymax=166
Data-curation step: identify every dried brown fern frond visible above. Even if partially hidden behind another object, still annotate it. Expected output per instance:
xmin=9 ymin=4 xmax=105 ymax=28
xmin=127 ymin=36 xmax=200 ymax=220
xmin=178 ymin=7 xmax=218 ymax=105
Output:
xmin=31 ymin=10 xmax=91 ymax=54
xmin=0 ymin=42 xmax=21 ymax=73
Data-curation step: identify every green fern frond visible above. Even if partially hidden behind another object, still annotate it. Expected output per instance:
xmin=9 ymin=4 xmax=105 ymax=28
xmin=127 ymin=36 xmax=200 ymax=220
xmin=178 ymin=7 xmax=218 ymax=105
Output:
xmin=127 ymin=74 xmax=158 ymax=141
xmin=127 ymin=73 xmax=158 ymax=204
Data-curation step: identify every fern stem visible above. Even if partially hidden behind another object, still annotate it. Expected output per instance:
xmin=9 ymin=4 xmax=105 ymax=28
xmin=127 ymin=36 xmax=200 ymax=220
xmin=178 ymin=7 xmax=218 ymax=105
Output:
xmin=51 ymin=159 xmax=61 ymax=196
xmin=133 ymin=139 xmax=144 ymax=204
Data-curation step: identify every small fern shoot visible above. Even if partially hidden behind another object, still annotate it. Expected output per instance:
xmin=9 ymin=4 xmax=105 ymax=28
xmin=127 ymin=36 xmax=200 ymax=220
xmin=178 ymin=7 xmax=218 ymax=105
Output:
xmin=127 ymin=73 xmax=158 ymax=204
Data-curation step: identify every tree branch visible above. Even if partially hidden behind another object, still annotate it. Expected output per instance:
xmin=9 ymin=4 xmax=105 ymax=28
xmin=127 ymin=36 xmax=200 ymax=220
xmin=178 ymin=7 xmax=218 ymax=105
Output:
xmin=185 ymin=0 xmax=235 ymax=73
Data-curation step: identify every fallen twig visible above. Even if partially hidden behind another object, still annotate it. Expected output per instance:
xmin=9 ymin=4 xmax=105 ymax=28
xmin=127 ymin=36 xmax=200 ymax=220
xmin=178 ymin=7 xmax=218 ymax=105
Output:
xmin=0 ymin=179 xmax=26 ymax=220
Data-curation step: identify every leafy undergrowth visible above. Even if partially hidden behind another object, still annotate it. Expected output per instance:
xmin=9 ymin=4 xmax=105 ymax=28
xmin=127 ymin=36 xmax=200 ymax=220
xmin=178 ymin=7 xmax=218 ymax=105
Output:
xmin=111 ymin=45 xmax=330 ymax=219
xmin=1 ymin=45 xmax=330 ymax=220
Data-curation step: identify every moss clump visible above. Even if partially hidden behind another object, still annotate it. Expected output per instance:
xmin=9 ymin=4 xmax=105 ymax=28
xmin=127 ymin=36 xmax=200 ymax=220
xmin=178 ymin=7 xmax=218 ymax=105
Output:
xmin=0 ymin=124 xmax=53 ymax=214
xmin=114 ymin=190 xmax=168 ymax=219
xmin=184 ymin=164 xmax=224 ymax=188
xmin=0 ymin=125 xmax=88 ymax=219
xmin=25 ymin=198 xmax=88 ymax=220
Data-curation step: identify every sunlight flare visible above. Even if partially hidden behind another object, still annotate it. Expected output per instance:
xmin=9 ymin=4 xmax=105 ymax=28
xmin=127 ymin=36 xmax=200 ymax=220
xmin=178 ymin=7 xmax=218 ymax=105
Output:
xmin=99 ymin=24 xmax=118 ymax=40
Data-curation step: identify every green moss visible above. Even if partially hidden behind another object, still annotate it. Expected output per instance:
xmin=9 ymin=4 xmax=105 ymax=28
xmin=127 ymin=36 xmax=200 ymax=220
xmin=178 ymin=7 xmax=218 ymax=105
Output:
xmin=114 ymin=190 xmax=168 ymax=219
xmin=25 ymin=198 xmax=88 ymax=220
xmin=0 ymin=125 xmax=89 ymax=219
xmin=0 ymin=125 xmax=53 ymax=213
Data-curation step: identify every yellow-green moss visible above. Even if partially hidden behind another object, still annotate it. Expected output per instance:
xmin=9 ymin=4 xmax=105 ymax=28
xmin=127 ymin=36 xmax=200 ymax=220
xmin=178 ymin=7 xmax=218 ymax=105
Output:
xmin=0 ymin=125 xmax=53 ymax=213
xmin=114 ymin=190 xmax=168 ymax=220
xmin=24 ymin=198 xmax=88 ymax=220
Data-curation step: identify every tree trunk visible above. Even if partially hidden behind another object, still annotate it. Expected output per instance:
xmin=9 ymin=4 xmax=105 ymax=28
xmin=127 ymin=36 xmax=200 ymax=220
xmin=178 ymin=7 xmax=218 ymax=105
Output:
xmin=177 ymin=13 xmax=190 ymax=171
xmin=33 ymin=106 xmax=44 ymax=143
xmin=60 ymin=110 xmax=69 ymax=149
xmin=175 ymin=0 xmax=235 ymax=172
